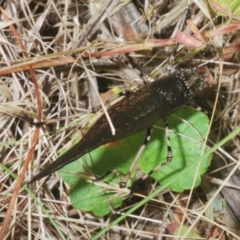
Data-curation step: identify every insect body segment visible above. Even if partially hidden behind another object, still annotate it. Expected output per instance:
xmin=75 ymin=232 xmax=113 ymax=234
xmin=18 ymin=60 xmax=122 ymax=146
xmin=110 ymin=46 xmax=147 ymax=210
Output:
xmin=28 ymin=72 xmax=204 ymax=184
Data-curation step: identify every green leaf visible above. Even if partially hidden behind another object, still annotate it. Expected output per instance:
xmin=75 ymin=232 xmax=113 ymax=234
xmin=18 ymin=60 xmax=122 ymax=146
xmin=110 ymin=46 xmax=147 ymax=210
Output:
xmin=58 ymin=106 xmax=211 ymax=217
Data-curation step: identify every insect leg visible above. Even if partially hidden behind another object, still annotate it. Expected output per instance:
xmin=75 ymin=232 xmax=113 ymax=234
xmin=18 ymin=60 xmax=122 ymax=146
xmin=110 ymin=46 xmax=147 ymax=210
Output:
xmin=119 ymin=126 xmax=153 ymax=188
xmin=145 ymin=118 xmax=172 ymax=176
xmin=22 ymin=112 xmax=45 ymax=127
xmin=129 ymin=118 xmax=172 ymax=199
xmin=94 ymin=127 xmax=153 ymax=186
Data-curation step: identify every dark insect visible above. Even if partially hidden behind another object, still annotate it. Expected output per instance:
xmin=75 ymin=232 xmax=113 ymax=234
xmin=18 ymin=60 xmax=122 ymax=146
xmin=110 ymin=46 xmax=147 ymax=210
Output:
xmin=28 ymin=71 xmax=206 ymax=184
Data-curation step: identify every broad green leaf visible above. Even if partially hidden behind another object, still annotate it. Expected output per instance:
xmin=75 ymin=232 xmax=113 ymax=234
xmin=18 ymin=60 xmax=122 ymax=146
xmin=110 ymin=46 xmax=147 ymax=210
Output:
xmin=58 ymin=106 xmax=211 ymax=216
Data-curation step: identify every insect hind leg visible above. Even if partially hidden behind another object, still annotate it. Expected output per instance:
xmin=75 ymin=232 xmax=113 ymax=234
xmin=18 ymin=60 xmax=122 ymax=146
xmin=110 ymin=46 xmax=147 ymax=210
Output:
xmin=129 ymin=118 xmax=173 ymax=199
xmin=119 ymin=126 xmax=153 ymax=188
xmin=93 ymin=127 xmax=153 ymax=190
